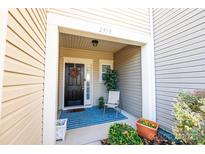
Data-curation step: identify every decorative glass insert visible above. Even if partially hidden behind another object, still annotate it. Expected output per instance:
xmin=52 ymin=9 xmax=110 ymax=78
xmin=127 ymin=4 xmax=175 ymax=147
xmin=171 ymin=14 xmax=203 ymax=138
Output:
xmin=86 ymin=82 xmax=90 ymax=100
xmin=86 ymin=66 xmax=91 ymax=100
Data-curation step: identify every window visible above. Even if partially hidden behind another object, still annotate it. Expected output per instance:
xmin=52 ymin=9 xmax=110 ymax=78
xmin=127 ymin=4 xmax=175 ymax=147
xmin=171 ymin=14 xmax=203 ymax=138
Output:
xmin=102 ymin=64 xmax=111 ymax=81
xmin=99 ymin=59 xmax=113 ymax=83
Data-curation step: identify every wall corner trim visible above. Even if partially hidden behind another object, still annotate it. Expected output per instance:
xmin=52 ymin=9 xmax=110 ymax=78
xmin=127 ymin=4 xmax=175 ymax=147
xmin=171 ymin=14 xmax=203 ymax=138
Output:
xmin=141 ymin=8 xmax=156 ymax=122
xmin=43 ymin=20 xmax=59 ymax=144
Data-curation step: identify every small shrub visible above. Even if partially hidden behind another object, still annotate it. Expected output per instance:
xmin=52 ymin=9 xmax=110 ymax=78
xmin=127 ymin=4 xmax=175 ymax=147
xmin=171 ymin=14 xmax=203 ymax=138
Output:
xmin=173 ymin=90 xmax=205 ymax=144
xmin=108 ymin=123 xmax=143 ymax=145
xmin=98 ymin=96 xmax=105 ymax=109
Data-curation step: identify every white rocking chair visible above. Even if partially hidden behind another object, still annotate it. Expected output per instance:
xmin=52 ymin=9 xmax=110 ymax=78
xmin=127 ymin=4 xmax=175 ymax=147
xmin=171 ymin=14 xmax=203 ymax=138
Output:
xmin=103 ymin=91 xmax=120 ymax=117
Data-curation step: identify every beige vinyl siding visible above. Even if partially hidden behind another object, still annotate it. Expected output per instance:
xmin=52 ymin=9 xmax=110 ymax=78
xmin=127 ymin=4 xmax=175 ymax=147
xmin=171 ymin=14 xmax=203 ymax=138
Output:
xmin=49 ymin=8 xmax=150 ymax=35
xmin=153 ymin=8 xmax=205 ymax=132
xmin=114 ymin=46 xmax=142 ymax=117
xmin=0 ymin=8 xmax=47 ymax=144
xmin=59 ymin=48 xmax=113 ymax=108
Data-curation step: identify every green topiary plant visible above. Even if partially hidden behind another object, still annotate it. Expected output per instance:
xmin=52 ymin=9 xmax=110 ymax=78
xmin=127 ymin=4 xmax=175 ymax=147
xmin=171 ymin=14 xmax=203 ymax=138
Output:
xmin=108 ymin=123 xmax=143 ymax=145
xmin=173 ymin=90 xmax=205 ymax=144
xmin=98 ymin=96 xmax=105 ymax=109
xmin=103 ymin=68 xmax=118 ymax=91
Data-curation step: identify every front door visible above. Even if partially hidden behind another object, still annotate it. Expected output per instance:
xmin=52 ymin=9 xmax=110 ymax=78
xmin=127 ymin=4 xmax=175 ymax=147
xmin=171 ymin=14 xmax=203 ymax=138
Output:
xmin=64 ymin=63 xmax=84 ymax=107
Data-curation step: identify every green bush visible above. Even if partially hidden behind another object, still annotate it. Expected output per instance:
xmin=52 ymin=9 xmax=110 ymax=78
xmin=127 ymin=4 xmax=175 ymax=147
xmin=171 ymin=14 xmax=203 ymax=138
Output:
xmin=108 ymin=123 xmax=143 ymax=145
xmin=103 ymin=68 xmax=118 ymax=91
xmin=173 ymin=90 xmax=205 ymax=144
xmin=98 ymin=96 xmax=105 ymax=109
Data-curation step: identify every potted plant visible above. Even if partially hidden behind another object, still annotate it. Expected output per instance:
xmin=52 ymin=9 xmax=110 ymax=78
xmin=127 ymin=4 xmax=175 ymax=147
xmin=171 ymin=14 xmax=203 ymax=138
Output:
xmin=98 ymin=96 xmax=105 ymax=109
xmin=103 ymin=68 xmax=118 ymax=91
xmin=136 ymin=118 xmax=159 ymax=140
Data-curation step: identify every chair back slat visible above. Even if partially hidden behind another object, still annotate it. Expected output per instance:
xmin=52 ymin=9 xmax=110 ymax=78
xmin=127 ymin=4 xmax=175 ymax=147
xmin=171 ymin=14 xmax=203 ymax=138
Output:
xmin=108 ymin=91 xmax=120 ymax=105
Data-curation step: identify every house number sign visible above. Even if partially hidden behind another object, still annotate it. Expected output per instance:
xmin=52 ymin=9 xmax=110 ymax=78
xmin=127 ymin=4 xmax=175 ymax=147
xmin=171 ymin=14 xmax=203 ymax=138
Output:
xmin=99 ymin=26 xmax=112 ymax=35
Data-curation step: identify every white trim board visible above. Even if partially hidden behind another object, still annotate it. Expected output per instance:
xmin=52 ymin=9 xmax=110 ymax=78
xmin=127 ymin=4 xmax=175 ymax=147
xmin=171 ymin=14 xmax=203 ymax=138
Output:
xmin=43 ymin=24 xmax=59 ymax=145
xmin=49 ymin=12 xmax=149 ymax=46
xmin=0 ymin=9 xmax=8 ymax=119
xmin=62 ymin=57 xmax=94 ymax=110
xmin=43 ymin=11 xmax=156 ymax=144
xmin=64 ymin=57 xmax=93 ymax=65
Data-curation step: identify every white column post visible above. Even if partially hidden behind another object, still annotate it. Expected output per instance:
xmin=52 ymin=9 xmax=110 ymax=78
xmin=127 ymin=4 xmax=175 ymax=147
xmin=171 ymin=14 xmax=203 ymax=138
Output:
xmin=141 ymin=8 xmax=156 ymax=121
xmin=43 ymin=21 xmax=59 ymax=144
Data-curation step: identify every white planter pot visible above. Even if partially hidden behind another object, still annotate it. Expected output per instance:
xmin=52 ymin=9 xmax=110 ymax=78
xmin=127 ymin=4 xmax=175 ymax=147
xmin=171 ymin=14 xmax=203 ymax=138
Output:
xmin=56 ymin=119 xmax=67 ymax=141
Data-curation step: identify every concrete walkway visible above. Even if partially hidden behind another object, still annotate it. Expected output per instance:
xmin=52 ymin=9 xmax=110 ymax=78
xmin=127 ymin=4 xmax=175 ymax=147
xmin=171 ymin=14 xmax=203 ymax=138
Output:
xmin=56 ymin=110 xmax=137 ymax=145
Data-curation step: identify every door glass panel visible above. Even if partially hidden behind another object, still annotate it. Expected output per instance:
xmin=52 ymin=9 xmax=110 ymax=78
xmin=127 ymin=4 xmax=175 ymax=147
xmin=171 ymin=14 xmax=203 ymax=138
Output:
xmin=86 ymin=82 xmax=90 ymax=100
xmin=86 ymin=66 xmax=91 ymax=100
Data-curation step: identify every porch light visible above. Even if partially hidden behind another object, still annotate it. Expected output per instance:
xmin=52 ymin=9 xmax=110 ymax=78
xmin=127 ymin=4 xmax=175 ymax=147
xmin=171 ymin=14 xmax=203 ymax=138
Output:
xmin=92 ymin=40 xmax=98 ymax=47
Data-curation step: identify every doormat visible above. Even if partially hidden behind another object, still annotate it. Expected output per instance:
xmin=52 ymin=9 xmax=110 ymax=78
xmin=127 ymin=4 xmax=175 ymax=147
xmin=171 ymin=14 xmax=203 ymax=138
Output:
xmin=68 ymin=108 xmax=85 ymax=113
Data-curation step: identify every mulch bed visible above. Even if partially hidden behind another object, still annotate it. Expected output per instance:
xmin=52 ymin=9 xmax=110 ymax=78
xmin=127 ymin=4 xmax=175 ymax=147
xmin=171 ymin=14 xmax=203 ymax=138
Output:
xmin=101 ymin=138 xmax=110 ymax=145
xmin=141 ymin=134 xmax=172 ymax=145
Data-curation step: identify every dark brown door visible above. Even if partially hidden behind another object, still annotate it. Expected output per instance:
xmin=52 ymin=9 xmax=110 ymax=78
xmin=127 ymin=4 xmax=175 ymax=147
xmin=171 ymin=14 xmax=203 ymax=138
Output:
xmin=64 ymin=63 xmax=84 ymax=107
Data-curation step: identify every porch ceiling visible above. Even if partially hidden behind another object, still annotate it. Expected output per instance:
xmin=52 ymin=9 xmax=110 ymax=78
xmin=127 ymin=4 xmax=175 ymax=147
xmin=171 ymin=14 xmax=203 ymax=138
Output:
xmin=59 ymin=33 xmax=128 ymax=53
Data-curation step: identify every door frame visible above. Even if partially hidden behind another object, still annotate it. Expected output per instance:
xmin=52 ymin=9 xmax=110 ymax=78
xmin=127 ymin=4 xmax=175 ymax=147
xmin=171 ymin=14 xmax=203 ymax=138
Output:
xmin=62 ymin=57 xmax=93 ymax=110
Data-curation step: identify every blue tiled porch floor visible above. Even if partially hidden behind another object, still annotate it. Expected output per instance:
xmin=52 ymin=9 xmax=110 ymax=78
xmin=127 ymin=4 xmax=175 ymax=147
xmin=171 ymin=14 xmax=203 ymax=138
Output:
xmin=59 ymin=106 xmax=127 ymax=130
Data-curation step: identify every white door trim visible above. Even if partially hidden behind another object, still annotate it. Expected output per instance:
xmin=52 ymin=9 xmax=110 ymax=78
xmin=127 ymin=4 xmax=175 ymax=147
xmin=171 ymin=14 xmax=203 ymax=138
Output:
xmin=0 ymin=9 xmax=8 ymax=119
xmin=43 ymin=11 xmax=156 ymax=144
xmin=62 ymin=57 xmax=93 ymax=110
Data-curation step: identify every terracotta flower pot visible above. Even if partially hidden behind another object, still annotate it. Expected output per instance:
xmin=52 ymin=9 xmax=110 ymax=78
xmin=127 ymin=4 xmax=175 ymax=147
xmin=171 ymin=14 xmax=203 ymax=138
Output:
xmin=136 ymin=118 xmax=159 ymax=141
